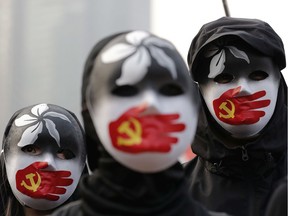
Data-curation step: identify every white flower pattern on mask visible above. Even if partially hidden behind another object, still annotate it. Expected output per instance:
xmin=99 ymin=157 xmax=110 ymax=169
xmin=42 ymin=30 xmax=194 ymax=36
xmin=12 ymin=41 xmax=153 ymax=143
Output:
xmin=205 ymin=45 xmax=250 ymax=78
xmin=14 ymin=103 xmax=71 ymax=147
xmin=101 ymin=31 xmax=178 ymax=85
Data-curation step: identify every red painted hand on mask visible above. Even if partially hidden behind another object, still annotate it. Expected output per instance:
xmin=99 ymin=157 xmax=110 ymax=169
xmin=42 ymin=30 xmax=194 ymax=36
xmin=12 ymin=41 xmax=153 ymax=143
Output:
xmin=109 ymin=104 xmax=185 ymax=153
xmin=213 ymin=86 xmax=270 ymax=125
xmin=16 ymin=161 xmax=73 ymax=201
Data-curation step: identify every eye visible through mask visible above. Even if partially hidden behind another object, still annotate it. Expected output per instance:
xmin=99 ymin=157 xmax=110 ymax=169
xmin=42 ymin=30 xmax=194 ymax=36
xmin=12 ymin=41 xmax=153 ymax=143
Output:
xmin=248 ymin=70 xmax=268 ymax=81
xmin=21 ymin=145 xmax=76 ymax=160
xmin=214 ymin=73 xmax=235 ymax=84
xmin=111 ymin=85 xmax=139 ymax=96
xmin=159 ymin=83 xmax=184 ymax=96
xmin=21 ymin=145 xmax=41 ymax=156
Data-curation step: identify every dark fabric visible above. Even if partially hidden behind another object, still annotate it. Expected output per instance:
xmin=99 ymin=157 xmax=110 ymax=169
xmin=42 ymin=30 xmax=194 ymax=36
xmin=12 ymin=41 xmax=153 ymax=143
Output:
xmin=185 ymin=16 xmax=287 ymax=216
xmin=187 ymin=16 xmax=286 ymax=82
xmin=185 ymin=153 xmax=286 ymax=216
xmin=265 ymin=176 xmax=288 ymax=216
xmin=52 ymin=160 xmax=212 ymax=216
xmin=51 ymin=200 xmax=83 ymax=216
xmin=79 ymin=160 xmax=211 ymax=216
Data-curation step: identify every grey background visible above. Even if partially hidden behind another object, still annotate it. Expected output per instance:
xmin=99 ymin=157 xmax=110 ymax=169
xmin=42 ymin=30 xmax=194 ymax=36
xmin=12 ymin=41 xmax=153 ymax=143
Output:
xmin=0 ymin=0 xmax=151 ymax=146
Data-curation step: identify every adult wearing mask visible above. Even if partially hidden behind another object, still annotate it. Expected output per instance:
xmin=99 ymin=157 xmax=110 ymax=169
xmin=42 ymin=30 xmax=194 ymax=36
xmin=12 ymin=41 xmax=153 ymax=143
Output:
xmin=185 ymin=16 xmax=287 ymax=216
xmin=52 ymin=30 xmax=221 ymax=216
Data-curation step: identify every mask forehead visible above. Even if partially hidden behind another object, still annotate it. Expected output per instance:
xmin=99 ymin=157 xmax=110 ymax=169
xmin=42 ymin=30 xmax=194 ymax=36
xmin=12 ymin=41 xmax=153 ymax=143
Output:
xmin=3 ymin=103 xmax=85 ymax=160
xmin=88 ymin=31 xmax=191 ymax=104
xmin=198 ymin=41 xmax=280 ymax=83
xmin=222 ymin=49 xmax=280 ymax=81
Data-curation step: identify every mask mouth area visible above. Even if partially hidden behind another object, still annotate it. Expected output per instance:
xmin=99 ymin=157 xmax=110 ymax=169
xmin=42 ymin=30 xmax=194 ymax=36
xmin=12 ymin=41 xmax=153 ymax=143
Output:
xmin=109 ymin=105 xmax=185 ymax=154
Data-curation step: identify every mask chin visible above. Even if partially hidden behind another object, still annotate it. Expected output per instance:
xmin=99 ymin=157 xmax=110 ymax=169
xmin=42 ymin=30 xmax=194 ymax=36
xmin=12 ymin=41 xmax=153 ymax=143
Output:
xmin=217 ymin=119 xmax=266 ymax=138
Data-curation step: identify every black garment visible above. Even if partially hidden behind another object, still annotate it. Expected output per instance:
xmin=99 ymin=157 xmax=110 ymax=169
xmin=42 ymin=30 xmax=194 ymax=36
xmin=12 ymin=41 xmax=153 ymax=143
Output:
xmin=264 ymin=176 xmax=287 ymax=216
xmin=50 ymin=200 xmax=83 ymax=216
xmin=185 ymin=17 xmax=287 ymax=216
xmin=52 ymin=158 xmax=213 ymax=216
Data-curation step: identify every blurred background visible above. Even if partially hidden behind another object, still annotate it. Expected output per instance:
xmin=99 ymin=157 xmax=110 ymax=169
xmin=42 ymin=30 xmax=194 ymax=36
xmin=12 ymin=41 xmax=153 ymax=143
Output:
xmin=0 ymin=0 xmax=287 ymax=154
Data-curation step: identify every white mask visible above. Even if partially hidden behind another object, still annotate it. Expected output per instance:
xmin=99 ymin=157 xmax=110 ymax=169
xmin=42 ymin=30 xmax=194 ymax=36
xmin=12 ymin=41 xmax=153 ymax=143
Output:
xmin=199 ymin=45 xmax=280 ymax=138
xmin=3 ymin=104 xmax=86 ymax=210
xmin=86 ymin=31 xmax=199 ymax=173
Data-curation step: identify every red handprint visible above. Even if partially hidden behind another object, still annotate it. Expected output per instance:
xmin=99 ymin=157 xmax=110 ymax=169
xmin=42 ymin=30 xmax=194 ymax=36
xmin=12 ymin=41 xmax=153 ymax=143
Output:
xmin=109 ymin=104 xmax=185 ymax=153
xmin=16 ymin=161 xmax=73 ymax=201
xmin=213 ymin=86 xmax=270 ymax=125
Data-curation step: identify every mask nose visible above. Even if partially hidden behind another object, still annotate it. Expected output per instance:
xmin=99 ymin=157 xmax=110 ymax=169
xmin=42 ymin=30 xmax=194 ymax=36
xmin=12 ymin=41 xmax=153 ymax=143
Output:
xmin=141 ymin=89 xmax=161 ymax=114
xmin=42 ymin=152 xmax=57 ymax=170
xmin=236 ymin=78 xmax=253 ymax=96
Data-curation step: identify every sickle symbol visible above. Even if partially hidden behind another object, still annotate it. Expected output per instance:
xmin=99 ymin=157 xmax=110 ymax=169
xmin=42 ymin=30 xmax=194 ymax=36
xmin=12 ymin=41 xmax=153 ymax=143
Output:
xmin=20 ymin=172 xmax=41 ymax=192
xmin=219 ymin=99 xmax=235 ymax=119
xmin=117 ymin=117 xmax=142 ymax=146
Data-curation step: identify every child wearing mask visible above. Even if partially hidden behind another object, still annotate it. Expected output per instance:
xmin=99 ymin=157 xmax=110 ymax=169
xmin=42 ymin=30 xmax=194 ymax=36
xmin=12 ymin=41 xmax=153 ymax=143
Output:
xmin=0 ymin=103 xmax=87 ymax=216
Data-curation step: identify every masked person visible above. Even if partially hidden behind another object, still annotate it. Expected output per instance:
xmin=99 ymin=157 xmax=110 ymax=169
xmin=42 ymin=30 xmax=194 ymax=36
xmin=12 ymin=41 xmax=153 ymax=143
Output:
xmin=52 ymin=30 xmax=220 ymax=216
xmin=185 ymin=17 xmax=287 ymax=216
xmin=0 ymin=103 xmax=87 ymax=216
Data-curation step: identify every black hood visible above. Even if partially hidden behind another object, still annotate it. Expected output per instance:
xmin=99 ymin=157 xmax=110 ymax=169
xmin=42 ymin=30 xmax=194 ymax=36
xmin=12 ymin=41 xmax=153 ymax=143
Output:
xmin=188 ymin=16 xmax=286 ymax=82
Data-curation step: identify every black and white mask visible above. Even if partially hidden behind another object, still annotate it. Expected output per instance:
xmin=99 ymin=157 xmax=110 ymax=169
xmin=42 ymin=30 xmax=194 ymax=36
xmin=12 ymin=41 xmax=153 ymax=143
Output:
xmin=86 ymin=31 xmax=199 ymax=173
xmin=3 ymin=103 xmax=86 ymax=210
xmin=198 ymin=43 xmax=280 ymax=138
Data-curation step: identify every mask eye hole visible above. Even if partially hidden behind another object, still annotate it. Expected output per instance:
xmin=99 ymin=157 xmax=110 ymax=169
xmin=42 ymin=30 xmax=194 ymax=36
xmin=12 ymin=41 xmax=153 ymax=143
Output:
xmin=213 ymin=73 xmax=234 ymax=84
xmin=21 ymin=144 xmax=41 ymax=156
xmin=57 ymin=148 xmax=75 ymax=160
xmin=111 ymin=85 xmax=138 ymax=96
xmin=249 ymin=70 xmax=268 ymax=81
xmin=159 ymin=83 xmax=184 ymax=96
